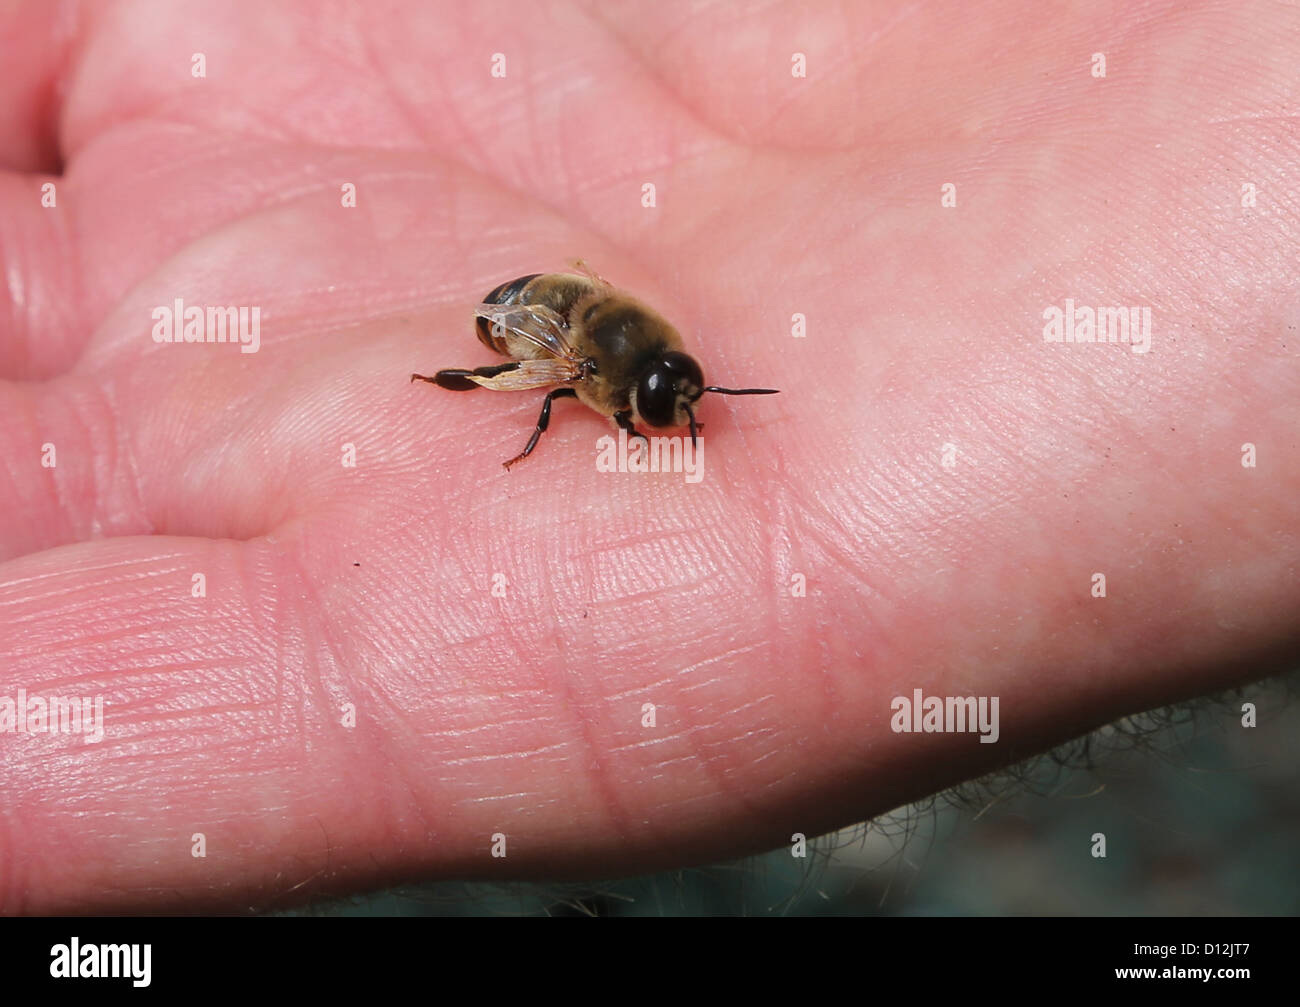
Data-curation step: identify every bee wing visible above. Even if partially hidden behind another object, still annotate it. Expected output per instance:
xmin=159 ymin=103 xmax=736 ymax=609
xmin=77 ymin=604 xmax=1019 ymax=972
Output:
xmin=472 ymin=302 xmax=577 ymax=361
xmin=464 ymin=358 xmax=584 ymax=391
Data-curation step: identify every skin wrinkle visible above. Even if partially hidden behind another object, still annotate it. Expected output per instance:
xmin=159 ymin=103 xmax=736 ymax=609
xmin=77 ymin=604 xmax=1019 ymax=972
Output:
xmin=587 ymin=1 xmax=848 ymax=155
xmin=611 ymin=732 xmax=697 ymax=756
xmin=532 ymin=523 xmax=637 ymax=841
xmin=276 ymin=541 xmax=347 ymax=738
xmin=358 ymin=23 xmax=441 ymax=159
xmin=549 ymin=647 xmax=639 ymax=849
xmin=683 ymin=711 xmax=784 ymax=830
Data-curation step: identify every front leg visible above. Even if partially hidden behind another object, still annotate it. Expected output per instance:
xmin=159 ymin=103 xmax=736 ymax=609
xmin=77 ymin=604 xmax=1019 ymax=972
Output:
xmin=613 ymin=409 xmax=650 ymax=449
xmin=504 ymin=387 xmax=578 ymax=469
xmin=569 ymin=258 xmax=609 ymax=287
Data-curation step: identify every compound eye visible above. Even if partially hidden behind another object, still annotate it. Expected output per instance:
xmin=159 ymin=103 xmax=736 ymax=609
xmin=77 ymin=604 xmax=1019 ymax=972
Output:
xmin=660 ymin=351 xmax=704 ymax=398
xmin=637 ymin=361 xmax=678 ymax=427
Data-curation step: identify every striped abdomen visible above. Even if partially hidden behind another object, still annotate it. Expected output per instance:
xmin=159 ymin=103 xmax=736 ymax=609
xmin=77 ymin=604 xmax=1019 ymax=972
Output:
xmin=474 ymin=273 xmax=593 ymax=355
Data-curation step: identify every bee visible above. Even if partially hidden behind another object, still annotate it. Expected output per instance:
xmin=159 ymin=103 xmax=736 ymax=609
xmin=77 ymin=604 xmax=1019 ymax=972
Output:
xmin=412 ymin=265 xmax=779 ymax=468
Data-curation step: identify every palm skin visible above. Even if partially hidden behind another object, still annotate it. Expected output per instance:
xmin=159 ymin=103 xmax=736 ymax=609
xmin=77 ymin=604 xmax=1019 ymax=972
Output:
xmin=0 ymin=0 xmax=1296 ymax=912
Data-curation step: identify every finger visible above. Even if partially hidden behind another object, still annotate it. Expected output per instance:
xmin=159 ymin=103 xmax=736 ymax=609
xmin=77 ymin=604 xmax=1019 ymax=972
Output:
xmin=0 ymin=6 xmax=87 ymax=378
xmin=0 ymin=3 xmax=69 ymax=174
xmin=0 ymin=478 xmax=818 ymax=913
xmin=0 ymin=330 xmax=413 ymax=561
xmin=0 ymin=168 xmax=87 ymax=378
xmin=0 ymin=535 xmax=411 ymax=914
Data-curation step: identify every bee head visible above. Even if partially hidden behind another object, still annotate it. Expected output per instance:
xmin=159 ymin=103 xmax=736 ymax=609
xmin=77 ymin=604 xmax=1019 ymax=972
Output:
xmin=634 ymin=350 xmax=780 ymax=446
xmin=635 ymin=351 xmax=705 ymax=430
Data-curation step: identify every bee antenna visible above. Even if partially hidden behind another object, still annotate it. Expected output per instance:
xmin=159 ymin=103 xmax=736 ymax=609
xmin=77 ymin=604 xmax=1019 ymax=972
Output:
xmin=702 ymin=386 xmax=780 ymax=395
xmin=684 ymin=402 xmax=699 ymax=449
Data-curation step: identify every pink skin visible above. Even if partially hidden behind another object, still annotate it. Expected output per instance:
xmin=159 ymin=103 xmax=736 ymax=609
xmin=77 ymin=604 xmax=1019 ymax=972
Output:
xmin=0 ymin=0 xmax=1296 ymax=913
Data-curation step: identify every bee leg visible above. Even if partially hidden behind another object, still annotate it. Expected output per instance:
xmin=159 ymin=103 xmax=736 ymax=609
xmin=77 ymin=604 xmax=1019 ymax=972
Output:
xmin=412 ymin=363 xmax=520 ymax=391
xmin=569 ymin=259 xmax=608 ymax=286
xmin=504 ymin=387 xmax=578 ymax=469
xmin=613 ymin=410 xmax=650 ymax=449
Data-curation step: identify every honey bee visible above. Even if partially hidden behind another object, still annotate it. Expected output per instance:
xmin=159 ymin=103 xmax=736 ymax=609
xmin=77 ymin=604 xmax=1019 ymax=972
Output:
xmin=412 ymin=266 xmax=779 ymax=468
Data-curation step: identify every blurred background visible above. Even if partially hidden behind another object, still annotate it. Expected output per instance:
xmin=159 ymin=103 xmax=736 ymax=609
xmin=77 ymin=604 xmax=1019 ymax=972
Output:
xmin=282 ymin=674 xmax=1298 ymax=916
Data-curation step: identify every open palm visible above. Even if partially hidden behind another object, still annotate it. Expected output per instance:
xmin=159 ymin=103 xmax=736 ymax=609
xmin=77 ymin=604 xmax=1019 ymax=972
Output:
xmin=1 ymin=0 xmax=1296 ymax=912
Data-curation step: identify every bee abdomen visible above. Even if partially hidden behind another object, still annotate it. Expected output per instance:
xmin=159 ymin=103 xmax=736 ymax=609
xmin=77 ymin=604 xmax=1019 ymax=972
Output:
xmin=484 ymin=273 xmax=542 ymax=306
xmin=476 ymin=273 xmax=542 ymax=352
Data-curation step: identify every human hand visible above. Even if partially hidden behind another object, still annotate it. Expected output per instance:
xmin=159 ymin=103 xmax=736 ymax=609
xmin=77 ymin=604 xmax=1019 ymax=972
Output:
xmin=1 ymin=0 xmax=1296 ymax=912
